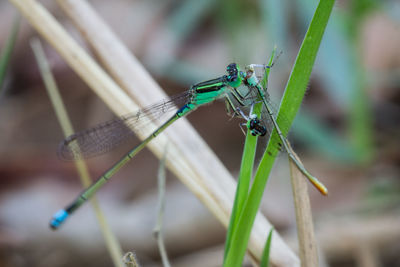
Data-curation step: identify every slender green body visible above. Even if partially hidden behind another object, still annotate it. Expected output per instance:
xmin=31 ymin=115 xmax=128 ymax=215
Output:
xmin=64 ymin=112 xmax=183 ymax=216
xmin=50 ymin=67 xmax=244 ymax=229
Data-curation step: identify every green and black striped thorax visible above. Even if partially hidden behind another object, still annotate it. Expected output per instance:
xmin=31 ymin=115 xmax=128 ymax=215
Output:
xmin=175 ymin=63 xmax=247 ymax=117
xmin=193 ymin=63 xmax=245 ymax=91
xmin=193 ymin=63 xmax=241 ymax=90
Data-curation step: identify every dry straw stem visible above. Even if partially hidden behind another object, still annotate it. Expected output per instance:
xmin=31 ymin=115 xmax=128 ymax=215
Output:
xmin=30 ymin=38 xmax=124 ymax=267
xmin=355 ymin=243 xmax=380 ymax=267
xmin=9 ymin=0 xmax=298 ymax=265
xmin=288 ymin=147 xmax=319 ymax=267
xmin=153 ymin=145 xmax=171 ymax=267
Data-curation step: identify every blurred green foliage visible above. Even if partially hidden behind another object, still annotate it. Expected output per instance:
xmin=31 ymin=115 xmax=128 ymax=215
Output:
xmin=0 ymin=14 xmax=20 ymax=95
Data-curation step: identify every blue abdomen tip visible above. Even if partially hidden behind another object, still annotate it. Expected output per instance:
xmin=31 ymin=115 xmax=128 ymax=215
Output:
xmin=49 ymin=209 xmax=69 ymax=230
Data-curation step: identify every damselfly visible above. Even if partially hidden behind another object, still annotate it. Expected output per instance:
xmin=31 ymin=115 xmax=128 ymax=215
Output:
xmin=50 ymin=62 xmax=327 ymax=230
xmin=50 ymin=63 xmax=259 ymax=229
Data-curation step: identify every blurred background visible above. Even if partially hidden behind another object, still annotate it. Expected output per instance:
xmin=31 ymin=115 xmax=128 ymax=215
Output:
xmin=0 ymin=0 xmax=399 ymax=266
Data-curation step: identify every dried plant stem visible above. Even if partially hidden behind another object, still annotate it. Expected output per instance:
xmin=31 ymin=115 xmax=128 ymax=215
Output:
xmin=9 ymin=0 xmax=298 ymax=265
xmin=30 ymin=38 xmax=124 ymax=267
xmin=153 ymin=145 xmax=171 ymax=267
xmin=288 ymin=143 xmax=318 ymax=267
xmin=355 ymin=243 xmax=380 ymax=267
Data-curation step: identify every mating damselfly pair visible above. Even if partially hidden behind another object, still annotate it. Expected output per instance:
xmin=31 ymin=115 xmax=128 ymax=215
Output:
xmin=50 ymin=63 xmax=327 ymax=230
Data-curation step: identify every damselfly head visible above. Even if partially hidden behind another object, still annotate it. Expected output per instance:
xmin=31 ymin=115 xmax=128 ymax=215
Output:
xmin=226 ymin=63 xmax=244 ymax=88
xmin=227 ymin=63 xmax=247 ymax=81
xmin=226 ymin=63 xmax=238 ymax=82
xmin=244 ymin=65 xmax=255 ymax=79
xmin=244 ymin=66 xmax=260 ymax=87
xmin=245 ymin=64 xmax=269 ymax=77
xmin=226 ymin=63 xmax=238 ymax=74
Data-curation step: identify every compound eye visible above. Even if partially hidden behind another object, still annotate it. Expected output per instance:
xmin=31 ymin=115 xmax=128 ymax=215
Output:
xmin=227 ymin=63 xmax=237 ymax=72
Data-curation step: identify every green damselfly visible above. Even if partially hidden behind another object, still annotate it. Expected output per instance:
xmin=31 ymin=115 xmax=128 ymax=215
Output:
xmin=50 ymin=63 xmax=259 ymax=229
xmin=50 ymin=62 xmax=327 ymax=230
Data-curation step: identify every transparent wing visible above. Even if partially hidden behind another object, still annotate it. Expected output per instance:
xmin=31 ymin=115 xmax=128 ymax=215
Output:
xmin=235 ymin=83 xmax=291 ymax=153
xmin=256 ymin=88 xmax=292 ymax=155
xmin=58 ymin=91 xmax=191 ymax=160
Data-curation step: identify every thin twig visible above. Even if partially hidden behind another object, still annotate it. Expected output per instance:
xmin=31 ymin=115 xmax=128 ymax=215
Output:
xmin=355 ymin=242 xmax=380 ymax=267
xmin=153 ymin=145 xmax=172 ymax=267
xmin=30 ymin=38 xmax=124 ymax=267
xmin=288 ymin=142 xmax=319 ymax=267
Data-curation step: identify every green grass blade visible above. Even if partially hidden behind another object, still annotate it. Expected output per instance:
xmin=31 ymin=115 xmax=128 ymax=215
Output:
xmin=260 ymin=228 xmax=274 ymax=267
xmin=261 ymin=47 xmax=276 ymax=88
xmin=0 ymin=14 xmax=20 ymax=93
xmin=223 ymin=50 xmax=276 ymax=263
xmin=224 ymin=1 xmax=335 ymax=266
xmin=223 ymin=129 xmax=258 ymax=260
